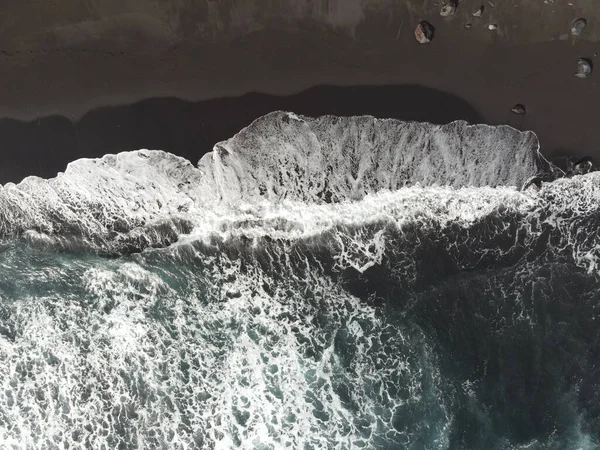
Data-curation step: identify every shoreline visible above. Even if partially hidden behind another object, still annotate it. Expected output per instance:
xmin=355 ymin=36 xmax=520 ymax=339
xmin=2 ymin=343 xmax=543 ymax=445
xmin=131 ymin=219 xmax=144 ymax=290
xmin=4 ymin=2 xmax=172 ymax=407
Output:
xmin=0 ymin=85 xmax=485 ymax=184
xmin=1 ymin=17 xmax=600 ymax=183
xmin=0 ymin=78 xmax=591 ymax=184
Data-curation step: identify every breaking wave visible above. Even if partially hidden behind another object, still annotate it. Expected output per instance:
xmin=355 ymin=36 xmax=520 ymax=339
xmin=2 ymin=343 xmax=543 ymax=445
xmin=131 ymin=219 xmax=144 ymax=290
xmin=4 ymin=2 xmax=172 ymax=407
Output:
xmin=0 ymin=112 xmax=598 ymax=449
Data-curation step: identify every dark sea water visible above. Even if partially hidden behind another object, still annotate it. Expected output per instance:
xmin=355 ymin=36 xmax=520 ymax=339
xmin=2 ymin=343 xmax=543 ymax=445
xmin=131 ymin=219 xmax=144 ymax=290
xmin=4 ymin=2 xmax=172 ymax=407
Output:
xmin=0 ymin=112 xmax=598 ymax=449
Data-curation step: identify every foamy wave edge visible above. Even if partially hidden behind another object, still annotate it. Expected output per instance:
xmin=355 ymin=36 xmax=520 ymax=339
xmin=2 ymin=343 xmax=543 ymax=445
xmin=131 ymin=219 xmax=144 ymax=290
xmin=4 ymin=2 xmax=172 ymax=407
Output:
xmin=1 ymin=112 xmax=596 ymax=272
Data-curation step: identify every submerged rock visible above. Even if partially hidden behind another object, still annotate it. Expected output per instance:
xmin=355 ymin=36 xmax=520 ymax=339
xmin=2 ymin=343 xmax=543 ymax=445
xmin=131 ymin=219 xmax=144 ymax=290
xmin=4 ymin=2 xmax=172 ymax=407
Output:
xmin=571 ymin=18 xmax=586 ymax=36
xmin=511 ymin=104 xmax=526 ymax=115
xmin=573 ymin=156 xmax=593 ymax=175
xmin=440 ymin=0 xmax=458 ymax=17
xmin=575 ymin=58 xmax=593 ymax=78
xmin=415 ymin=21 xmax=435 ymax=44
xmin=563 ymin=156 xmax=594 ymax=177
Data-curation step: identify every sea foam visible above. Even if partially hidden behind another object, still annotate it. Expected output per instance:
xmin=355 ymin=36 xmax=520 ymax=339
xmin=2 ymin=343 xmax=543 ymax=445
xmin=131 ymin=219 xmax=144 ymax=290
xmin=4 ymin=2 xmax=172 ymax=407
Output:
xmin=0 ymin=112 xmax=558 ymax=253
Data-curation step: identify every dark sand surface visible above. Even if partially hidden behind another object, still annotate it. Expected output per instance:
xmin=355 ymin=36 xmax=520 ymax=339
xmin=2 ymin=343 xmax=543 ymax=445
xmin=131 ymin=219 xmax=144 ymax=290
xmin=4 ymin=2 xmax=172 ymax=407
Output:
xmin=0 ymin=86 xmax=484 ymax=183
xmin=0 ymin=0 xmax=599 ymax=183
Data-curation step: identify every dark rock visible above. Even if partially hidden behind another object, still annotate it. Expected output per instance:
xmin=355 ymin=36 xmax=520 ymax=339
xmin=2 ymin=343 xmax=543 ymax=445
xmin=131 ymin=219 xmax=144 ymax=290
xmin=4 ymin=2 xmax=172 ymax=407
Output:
xmin=571 ymin=18 xmax=587 ymax=37
xmin=564 ymin=156 xmax=594 ymax=177
xmin=573 ymin=156 xmax=593 ymax=175
xmin=511 ymin=104 xmax=526 ymax=115
xmin=522 ymin=176 xmax=543 ymax=190
xmin=575 ymin=58 xmax=593 ymax=78
xmin=415 ymin=21 xmax=435 ymax=44
xmin=440 ymin=0 xmax=458 ymax=17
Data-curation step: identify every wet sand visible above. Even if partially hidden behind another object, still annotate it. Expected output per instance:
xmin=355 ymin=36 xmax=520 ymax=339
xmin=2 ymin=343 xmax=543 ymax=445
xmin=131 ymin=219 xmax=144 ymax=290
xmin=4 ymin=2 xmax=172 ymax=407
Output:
xmin=0 ymin=86 xmax=484 ymax=183
xmin=0 ymin=1 xmax=599 ymax=183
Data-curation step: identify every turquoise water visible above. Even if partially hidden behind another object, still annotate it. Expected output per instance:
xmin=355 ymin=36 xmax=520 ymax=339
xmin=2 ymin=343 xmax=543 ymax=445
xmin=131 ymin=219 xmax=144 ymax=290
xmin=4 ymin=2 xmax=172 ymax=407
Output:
xmin=0 ymin=220 xmax=598 ymax=449
xmin=0 ymin=240 xmax=450 ymax=448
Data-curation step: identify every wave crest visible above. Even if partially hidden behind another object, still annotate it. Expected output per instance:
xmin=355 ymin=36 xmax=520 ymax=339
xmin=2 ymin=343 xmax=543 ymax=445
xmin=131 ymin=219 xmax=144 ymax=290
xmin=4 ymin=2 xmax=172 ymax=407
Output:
xmin=200 ymin=111 xmax=555 ymax=205
xmin=0 ymin=112 xmax=572 ymax=255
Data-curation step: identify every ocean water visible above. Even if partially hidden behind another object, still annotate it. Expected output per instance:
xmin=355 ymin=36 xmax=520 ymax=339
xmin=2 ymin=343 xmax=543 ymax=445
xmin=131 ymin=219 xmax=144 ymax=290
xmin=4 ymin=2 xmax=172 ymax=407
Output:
xmin=0 ymin=112 xmax=598 ymax=449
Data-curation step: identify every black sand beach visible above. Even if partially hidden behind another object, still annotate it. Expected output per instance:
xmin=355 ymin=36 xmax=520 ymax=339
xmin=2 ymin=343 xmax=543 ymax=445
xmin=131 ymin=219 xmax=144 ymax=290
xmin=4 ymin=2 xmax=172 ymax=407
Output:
xmin=2 ymin=3 xmax=600 ymax=448
xmin=0 ymin=0 xmax=599 ymax=183
xmin=0 ymin=86 xmax=485 ymax=184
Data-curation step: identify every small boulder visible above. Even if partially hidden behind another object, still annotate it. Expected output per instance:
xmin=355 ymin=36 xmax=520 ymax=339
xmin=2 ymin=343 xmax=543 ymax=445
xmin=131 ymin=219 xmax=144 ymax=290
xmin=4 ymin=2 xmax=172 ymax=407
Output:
xmin=571 ymin=18 xmax=586 ymax=36
xmin=473 ymin=5 xmax=484 ymax=17
xmin=488 ymin=24 xmax=498 ymax=31
xmin=573 ymin=156 xmax=593 ymax=175
xmin=575 ymin=58 xmax=593 ymax=78
xmin=511 ymin=104 xmax=526 ymax=115
xmin=440 ymin=0 xmax=458 ymax=17
xmin=415 ymin=21 xmax=435 ymax=44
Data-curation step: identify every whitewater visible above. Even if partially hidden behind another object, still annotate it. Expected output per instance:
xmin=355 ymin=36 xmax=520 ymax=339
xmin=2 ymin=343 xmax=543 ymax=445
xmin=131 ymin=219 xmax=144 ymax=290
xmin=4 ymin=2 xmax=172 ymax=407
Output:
xmin=0 ymin=112 xmax=598 ymax=449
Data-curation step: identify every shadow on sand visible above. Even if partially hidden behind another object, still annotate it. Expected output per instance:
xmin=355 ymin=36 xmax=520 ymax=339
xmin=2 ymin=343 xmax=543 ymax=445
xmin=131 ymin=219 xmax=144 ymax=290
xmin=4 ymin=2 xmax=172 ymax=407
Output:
xmin=0 ymin=85 xmax=484 ymax=184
